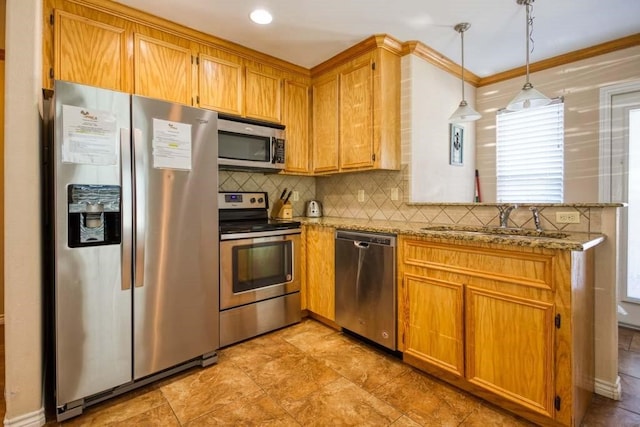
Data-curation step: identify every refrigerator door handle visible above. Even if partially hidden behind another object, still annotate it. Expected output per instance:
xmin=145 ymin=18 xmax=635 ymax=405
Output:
xmin=121 ymin=128 xmax=133 ymax=291
xmin=133 ymin=128 xmax=146 ymax=288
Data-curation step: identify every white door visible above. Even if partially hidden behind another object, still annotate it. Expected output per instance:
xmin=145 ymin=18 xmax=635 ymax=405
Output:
xmin=611 ymin=90 xmax=640 ymax=328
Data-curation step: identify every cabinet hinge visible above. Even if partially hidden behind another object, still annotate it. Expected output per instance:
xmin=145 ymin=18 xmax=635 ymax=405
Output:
xmin=196 ymin=95 xmax=200 ymax=104
xmin=555 ymin=314 xmax=561 ymax=329
xmin=196 ymin=57 xmax=199 ymax=65
xmin=49 ymin=68 xmax=54 ymax=79
xmin=372 ymin=153 xmax=376 ymax=161
xmin=554 ymin=395 xmax=561 ymax=411
xmin=372 ymin=62 xmax=376 ymax=71
xmin=50 ymin=13 xmax=54 ymax=25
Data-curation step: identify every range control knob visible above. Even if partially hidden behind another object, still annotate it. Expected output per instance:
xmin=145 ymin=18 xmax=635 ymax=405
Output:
xmin=258 ymin=197 xmax=264 ymax=203
xmin=250 ymin=197 xmax=256 ymax=203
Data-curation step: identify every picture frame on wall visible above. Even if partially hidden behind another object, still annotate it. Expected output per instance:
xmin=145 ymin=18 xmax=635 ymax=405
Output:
xmin=450 ymin=124 xmax=464 ymax=166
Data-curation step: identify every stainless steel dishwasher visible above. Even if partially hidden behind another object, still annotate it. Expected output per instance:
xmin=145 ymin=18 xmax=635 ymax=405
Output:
xmin=335 ymin=230 xmax=396 ymax=350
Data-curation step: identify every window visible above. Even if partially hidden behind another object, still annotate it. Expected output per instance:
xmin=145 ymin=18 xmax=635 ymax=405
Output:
xmin=496 ymin=99 xmax=564 ymax=203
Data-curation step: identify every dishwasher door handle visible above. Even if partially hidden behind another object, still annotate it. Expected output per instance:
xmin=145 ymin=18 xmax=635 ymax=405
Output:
xmin=354 ymin=241 xmax=369 ymax=249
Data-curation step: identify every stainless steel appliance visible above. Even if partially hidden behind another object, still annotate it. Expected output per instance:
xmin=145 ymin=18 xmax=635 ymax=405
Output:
xmin=217 ymin=115 xmax=285 ymax=172
xmin=43 ymin=80 xmax=219 ymax=421
xmin=305 ymin=200 xmax=323 ymax=217
xmin=219 ymin=192 xmax=301 ymax=347
xmin=335 ymin=230 xmax=397 ymax=350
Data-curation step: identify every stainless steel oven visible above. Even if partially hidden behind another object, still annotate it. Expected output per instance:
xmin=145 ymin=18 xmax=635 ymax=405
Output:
xmin=218 ymin=192 xmax=301 ymax=347
xmin=220 ymin=230 xmax=300 ymax=310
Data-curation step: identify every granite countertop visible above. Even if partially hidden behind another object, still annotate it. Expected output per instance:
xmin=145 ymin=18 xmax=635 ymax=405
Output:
xmin=296 ymin=216 xmax=605 ymax=251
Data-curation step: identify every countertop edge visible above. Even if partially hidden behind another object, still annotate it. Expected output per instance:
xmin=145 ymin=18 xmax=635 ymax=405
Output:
xmin=297 ymin=217 xmax=606 ymax=251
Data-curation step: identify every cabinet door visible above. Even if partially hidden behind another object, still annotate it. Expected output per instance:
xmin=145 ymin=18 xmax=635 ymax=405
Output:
xmin=283 ymin=81 xmax=310 ymax=174
xmin=306 ymin=225 xmax=335 ymax=320
xmin=245 ymin=67 xmax=281 ymax=122
xmin=134 ymin=33 xmax=192 ymax=105
xmin=198 ymin=53 xmax=242 ymax=115
xmin=312 ymin=74 xmax=339 ymax=173
xmin=402 ymin=273 xmax=464 ymax=377
xmin=466 ymin=287 xmax=555 ymax=417
xmin=339 ymin=58 xmax=373 ymax=170
xmin=54 ymin=10 xmax=128 ymax=91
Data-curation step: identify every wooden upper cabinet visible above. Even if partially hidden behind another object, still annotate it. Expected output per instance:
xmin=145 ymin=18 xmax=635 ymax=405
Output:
xmin=244 ymin=66 xmax=282 ymax=123
xmin=312 ymin=74 xmax=340 ymax=173
xmin=198 ymin=52 xmax=243 ymax=115
xmin=339 ymin=57 xmax=374 ymax=170
xmin=309 ymin=44 xmax=400 ymax=174
xmin=53 ymin=10 xmax=128 ymax=91
xmin=283 ymin=80 xmax=311 ymax=174
xmin=134 ymin=33 xmax=193 ymax=105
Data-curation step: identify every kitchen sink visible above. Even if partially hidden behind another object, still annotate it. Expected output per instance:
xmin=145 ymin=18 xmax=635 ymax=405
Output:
xmin=420 ymin=225 xmax=570 ymax=239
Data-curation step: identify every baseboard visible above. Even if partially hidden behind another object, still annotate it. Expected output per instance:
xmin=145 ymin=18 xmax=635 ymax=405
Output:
xmin=4 ymin=407 xmax=46 ymax=427
xmin=594 ymin=376 xmax=622 ymax=400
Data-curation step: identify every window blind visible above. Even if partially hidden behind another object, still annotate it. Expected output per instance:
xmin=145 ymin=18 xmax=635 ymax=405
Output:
xmin=496 ymin=100 xmax=564 ymax=203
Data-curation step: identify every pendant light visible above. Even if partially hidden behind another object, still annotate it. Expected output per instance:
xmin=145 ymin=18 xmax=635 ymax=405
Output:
xmin=506 ymin=0 xmax=551 ymax=111
xmin=449 ymin=23 xmax=481 ymax=123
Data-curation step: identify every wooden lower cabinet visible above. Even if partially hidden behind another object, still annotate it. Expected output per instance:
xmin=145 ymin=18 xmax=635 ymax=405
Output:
xmin=402 ymin=274 xmax=464 ymax=377
xmin=466 ymin=287 xmax=555 ymax=417
xmin=398 ymin=235 xmax=595 ymax=426
xmin=304 ymin=225 xmax=335 ymax=321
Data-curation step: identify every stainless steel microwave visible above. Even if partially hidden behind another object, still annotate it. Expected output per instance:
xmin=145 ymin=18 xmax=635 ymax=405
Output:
xmin=217 ymin=116 xmax=285 ymax=172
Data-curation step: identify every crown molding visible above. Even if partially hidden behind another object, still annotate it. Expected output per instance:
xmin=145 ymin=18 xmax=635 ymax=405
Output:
xmin=478 ymin=33 xmax=640 ymax=87
xmin=310 ymin=34 xmax=403 ymax=77
xmin=401 ymin=40 xmax=481 ymax=87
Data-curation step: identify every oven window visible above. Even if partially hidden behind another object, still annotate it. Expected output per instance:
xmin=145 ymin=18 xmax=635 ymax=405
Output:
xmin=218 ymin=131 xmax=270 ymax=162
xmin=232 ymin=240 xmax=292 ymax=293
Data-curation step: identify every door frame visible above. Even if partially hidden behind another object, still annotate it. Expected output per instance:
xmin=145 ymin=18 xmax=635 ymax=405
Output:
xmin=599 ymin=80 xmax=640 ymax=327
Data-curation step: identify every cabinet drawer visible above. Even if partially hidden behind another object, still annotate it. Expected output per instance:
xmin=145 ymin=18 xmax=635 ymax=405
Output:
xmin=402 ymin=240 xmax=554 ymax=291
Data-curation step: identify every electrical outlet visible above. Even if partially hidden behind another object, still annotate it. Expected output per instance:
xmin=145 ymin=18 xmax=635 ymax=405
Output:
xmin=556 ymin=212 xmax=580 ymax=224
xmin=390 ymin=188 xmax=399 ymax=201
xmin=357 ymin=189 xmax=365 ymax=202
xmin=292 ymin=191 xmax=299 ymax=202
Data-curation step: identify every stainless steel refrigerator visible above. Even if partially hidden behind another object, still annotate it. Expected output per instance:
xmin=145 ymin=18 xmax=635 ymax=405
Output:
xmin=44 ymin=80 xmax=219 ymax=421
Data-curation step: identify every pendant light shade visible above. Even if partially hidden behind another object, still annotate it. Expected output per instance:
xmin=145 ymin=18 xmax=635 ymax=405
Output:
xmin=506 ymin=0 xmax=551 ymax=111
xmin=449 ymin=23 xmax=480 ymax=123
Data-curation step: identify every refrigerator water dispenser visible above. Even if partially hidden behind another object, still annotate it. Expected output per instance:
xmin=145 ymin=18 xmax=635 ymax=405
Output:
xmin=67 ymin=184 xmax=121 ymax=247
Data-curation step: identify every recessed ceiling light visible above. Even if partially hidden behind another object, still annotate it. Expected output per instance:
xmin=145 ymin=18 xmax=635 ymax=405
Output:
xmin=250 ymin=9 xmax=272 ymax=25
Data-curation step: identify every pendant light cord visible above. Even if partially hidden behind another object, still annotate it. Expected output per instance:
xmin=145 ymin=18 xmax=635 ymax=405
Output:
xmin=460 ymin=28 xmax=465 ymax=101
xmin=525 ymin=0 xmax=536 ymax=85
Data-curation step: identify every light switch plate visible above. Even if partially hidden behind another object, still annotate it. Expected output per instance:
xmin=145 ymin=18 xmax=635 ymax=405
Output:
xmin=292 ymin=191 xmax=299 ymax=202
xmin=391 ymin=188 xmax=399 ymax=201
xmin=556 ymin=212 xmax=580 ymax=223
xmin=357 ymin=189 xmax=365 ymax=202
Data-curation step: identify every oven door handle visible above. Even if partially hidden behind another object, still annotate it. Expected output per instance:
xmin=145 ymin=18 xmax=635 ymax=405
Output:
xmin=220 ymin=228 xmax=301 ymax=240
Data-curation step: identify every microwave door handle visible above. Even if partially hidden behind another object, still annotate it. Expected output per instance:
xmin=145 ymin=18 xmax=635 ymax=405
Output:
xmin=271 ymin=137 xmax=277 ymax=164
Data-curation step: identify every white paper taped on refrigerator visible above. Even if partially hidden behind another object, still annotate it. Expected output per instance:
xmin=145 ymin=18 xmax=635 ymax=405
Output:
xmin=152 ymin=118 xmax=192 ymax=170
xmin=62 ymin=104 xmax=118 ymax=165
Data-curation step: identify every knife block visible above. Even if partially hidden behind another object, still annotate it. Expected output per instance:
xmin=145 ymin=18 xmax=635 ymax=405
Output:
xmin=270 ymin=200 xmax=292 ymax=219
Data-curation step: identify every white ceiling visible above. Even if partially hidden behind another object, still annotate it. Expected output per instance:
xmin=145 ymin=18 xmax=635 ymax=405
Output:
xmin=114 ymin=0 xmax=640 ymax=77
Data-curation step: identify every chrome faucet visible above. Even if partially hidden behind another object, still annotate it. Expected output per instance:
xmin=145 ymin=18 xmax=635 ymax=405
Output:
xmin=530 ymin=206 xmax=543 ymax=232
xmin=497 ymin=204 xmax=518 ymax=228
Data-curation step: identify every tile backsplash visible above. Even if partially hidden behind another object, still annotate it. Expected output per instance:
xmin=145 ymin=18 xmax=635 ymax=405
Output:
xmin=219 ymin=171 xmax=315 ymax=217
xmin=220 ymin=169 xmax=603 ymax=233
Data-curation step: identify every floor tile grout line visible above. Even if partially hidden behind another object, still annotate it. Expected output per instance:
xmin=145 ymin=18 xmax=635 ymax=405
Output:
xmin=278 ymin=321 xmax=418 ymax=425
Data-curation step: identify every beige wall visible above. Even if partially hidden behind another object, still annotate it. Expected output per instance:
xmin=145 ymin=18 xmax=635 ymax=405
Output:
xmin=403 ymin=54 xmax=477 ymax=202
xmin=4 ymin=0 xmax=45 ymax=424
xmin=476 ymin=45 xmax=640 ymax=203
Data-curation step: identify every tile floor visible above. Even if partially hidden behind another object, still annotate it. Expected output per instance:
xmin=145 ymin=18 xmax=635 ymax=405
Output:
xmin=581 ymin=326 xmax=640 ymax=426
xmin=0 ymin=322 xmax=638 ymax=425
